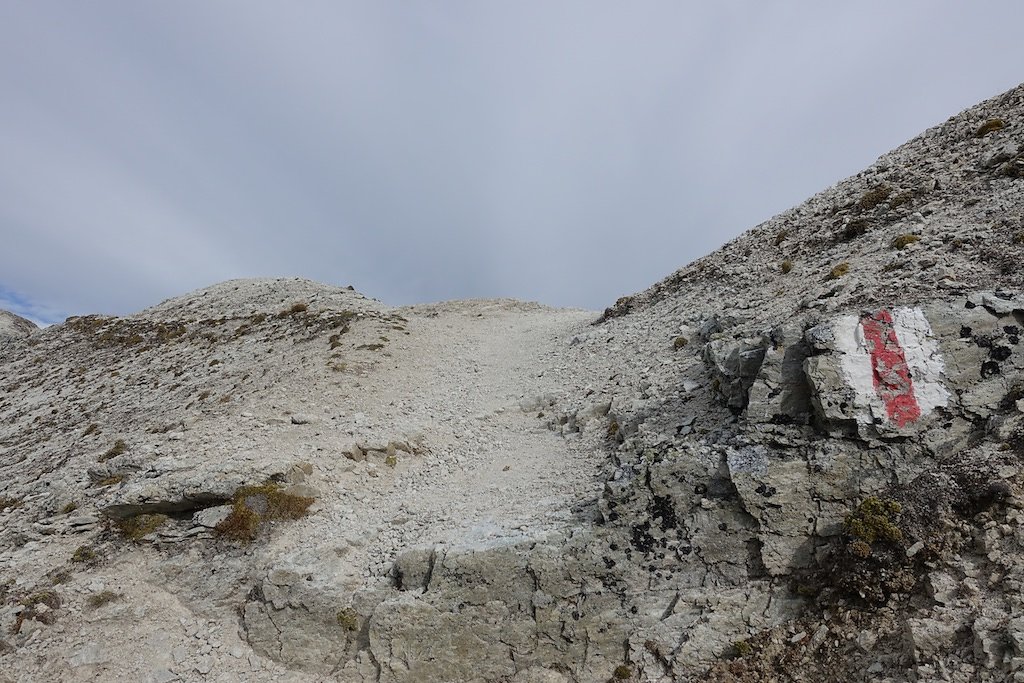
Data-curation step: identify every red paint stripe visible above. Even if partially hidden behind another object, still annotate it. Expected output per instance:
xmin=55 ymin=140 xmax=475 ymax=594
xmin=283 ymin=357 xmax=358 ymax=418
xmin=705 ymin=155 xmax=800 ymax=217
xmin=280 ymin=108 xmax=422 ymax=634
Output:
xmin=860 ymin=309 xmax=921 ymax=427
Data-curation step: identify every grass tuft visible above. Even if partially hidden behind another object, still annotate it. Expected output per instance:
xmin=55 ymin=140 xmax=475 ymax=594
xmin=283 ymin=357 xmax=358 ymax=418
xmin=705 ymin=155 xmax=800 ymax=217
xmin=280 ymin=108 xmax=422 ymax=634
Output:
xmin=215 ymin=482 xmax=314 ymax=543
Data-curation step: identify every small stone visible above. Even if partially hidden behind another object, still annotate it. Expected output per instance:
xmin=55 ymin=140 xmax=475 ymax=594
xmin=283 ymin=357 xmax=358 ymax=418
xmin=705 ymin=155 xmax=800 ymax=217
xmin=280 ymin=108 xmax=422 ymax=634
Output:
xmin=906 ymin=540 xmax=925 ymax=558
xmin=148 ymin=668 xmax=179 ymax=683
xmin=66 ymin=515 xmax=100 ymax=526
xmin=69 ymin=642 xmax=109 ymax=667
xmin=193 ymin=505 xmax=232 ymax=528
xmin=171 ymin=645 xmax=188 ymax=663
xmin=290 ymin=414 xmax=312 ymax=425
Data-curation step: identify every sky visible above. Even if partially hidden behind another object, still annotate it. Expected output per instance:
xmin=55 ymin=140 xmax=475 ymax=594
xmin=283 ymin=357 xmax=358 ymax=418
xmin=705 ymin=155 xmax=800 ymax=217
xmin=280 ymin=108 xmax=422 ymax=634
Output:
xmin=2 ymin=3 xmax=1023 ymax=325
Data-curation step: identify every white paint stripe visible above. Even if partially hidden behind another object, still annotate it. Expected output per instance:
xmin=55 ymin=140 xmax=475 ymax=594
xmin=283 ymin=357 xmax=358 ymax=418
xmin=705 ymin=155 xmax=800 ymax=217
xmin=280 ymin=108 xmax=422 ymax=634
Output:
xmin=832 ymin=313 xmax=879 ymax=425
xmin=890 ymin=307 xmax=950 ymax=415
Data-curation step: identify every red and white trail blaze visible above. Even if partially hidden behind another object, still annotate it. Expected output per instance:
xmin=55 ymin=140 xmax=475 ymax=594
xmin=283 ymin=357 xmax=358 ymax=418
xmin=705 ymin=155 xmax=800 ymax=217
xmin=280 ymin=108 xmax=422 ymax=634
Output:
xmin=833 ymin=306 xmax=949 ymax=429
xmin=860 ymin=309 xmax=922 ymax=428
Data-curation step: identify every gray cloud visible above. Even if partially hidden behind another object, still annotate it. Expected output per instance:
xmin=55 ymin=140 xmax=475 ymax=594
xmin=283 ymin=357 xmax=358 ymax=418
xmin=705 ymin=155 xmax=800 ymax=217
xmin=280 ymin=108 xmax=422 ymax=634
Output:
xmin=2 ymin=2 xmax=1022 ymax=323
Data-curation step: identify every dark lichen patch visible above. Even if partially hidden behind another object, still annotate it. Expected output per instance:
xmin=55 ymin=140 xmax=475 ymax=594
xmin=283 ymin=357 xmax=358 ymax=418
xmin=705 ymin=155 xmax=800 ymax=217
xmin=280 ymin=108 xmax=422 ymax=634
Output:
xmin=215 ymin=482 xmax=314 ymax=543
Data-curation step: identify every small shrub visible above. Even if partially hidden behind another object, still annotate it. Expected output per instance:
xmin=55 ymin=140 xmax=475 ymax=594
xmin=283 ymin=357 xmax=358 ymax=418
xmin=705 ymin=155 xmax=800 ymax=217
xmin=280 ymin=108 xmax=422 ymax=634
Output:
xmin=384 ymin=453 xmax=398 ymax=468
xmin=356 ymin=343 xmax=384 ymax=351
xmin=94 ymin=474 xmax=124 ymax=487
xmin=1015 ymin=231 xmax=1024 ymax=244
xmin=215 ymin=482 xmax=314 ymax=543
xmin=0 ymin=497 xmax=23 ymax=512
xmin=672 ymin=336 xmax=688 ymax=350
xmin=86 ymin=591 xmax=121 ymax=609
xmin=856 ymin=184 xmax=893 ymax=211
xmin=607 ymin=418 xmax=620 ymax=439
xmin=82 ymin=423 xmax=99 ymax=437
xmin=888 ymin=190 xmax=916 ymax=209
xmin=71 ymin=545 xmax=98 ymax=563
xmin=278 ymin=302 xmax=309 ymax=318
xmin=115 ymin=514 xmax=168 ymax=541
xmin=61 ymin=502 xmax=79 ymax=514
xmin=774 ymin=230 xmax=789 ymax=246
xmin=336 ymin=607 xmax=359 ymax=632
xmin=613 ymin=664 xmax=632 ymax=679
xmin=892 ymin=234 xmax=921 ymax=250
xmin=99 ymin=439 xmax=127 ymax=462
xmin=208 ymin=359 xmax=221 ymax=366
xmin=197 ymin=390 xmax=211 ymax=401
xmin=976 ymin=118 xmax=1006 ymax=137
xmin=826 ymin=262 xmax=850 ymax=280
xmin=251 ymin=313 xmax=267 ymax=324
xmin=780 ymin=259 xmax=793 ymax=274
xmin=841 ymin=218 xmax=872 ymax=241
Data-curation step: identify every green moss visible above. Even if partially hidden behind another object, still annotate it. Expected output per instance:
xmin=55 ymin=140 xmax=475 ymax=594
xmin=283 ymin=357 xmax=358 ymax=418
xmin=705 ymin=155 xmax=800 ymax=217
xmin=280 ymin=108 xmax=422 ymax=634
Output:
xmin=215 ymin=482 xmax=314 ymax=543
xmin=976 ymin=118 xmax=1006 ymax=137
xmin=99 ymin=439 xmax=127 ymax=462
xmin=845 ymin=496 xmax=903 ymax=549
xmin=826 ymin=262 xmax=850 ymax=280
xmin=780 ymin=259 xmax=793 ymax=274
xmin=732 ymin=640 xmax=753 ymax=658
xmin=384 ymin=453 xmax=398 ymax=468
xmin=336 ymin=607 xmax=360 ymax=632
xmin=892 ymin=234 xmax=921 ymax=250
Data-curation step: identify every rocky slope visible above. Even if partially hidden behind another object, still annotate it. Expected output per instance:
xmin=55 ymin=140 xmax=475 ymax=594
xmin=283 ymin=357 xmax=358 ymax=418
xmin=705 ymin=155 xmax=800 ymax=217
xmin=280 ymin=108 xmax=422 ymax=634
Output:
xmin=1 ymin=83 xmax=1023 ymax=683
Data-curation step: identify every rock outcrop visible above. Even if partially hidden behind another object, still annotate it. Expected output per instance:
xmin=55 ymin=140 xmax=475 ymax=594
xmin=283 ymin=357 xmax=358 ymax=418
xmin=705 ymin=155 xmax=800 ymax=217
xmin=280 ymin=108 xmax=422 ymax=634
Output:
xmin=1 ymin=84 xmax=1023 ymax=682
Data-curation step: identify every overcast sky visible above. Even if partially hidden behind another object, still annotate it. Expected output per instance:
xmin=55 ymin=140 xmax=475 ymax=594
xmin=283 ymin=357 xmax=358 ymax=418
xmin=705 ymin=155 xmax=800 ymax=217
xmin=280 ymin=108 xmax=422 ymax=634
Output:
xmin=2 ymin=2 xmax=1022 ymax=324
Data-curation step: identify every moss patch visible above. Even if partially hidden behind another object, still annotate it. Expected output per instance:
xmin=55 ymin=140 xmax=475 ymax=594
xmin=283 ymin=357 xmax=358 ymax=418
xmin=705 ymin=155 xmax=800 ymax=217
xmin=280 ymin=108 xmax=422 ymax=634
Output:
xmin=845 ymin=496 xmax=902 ymax=547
